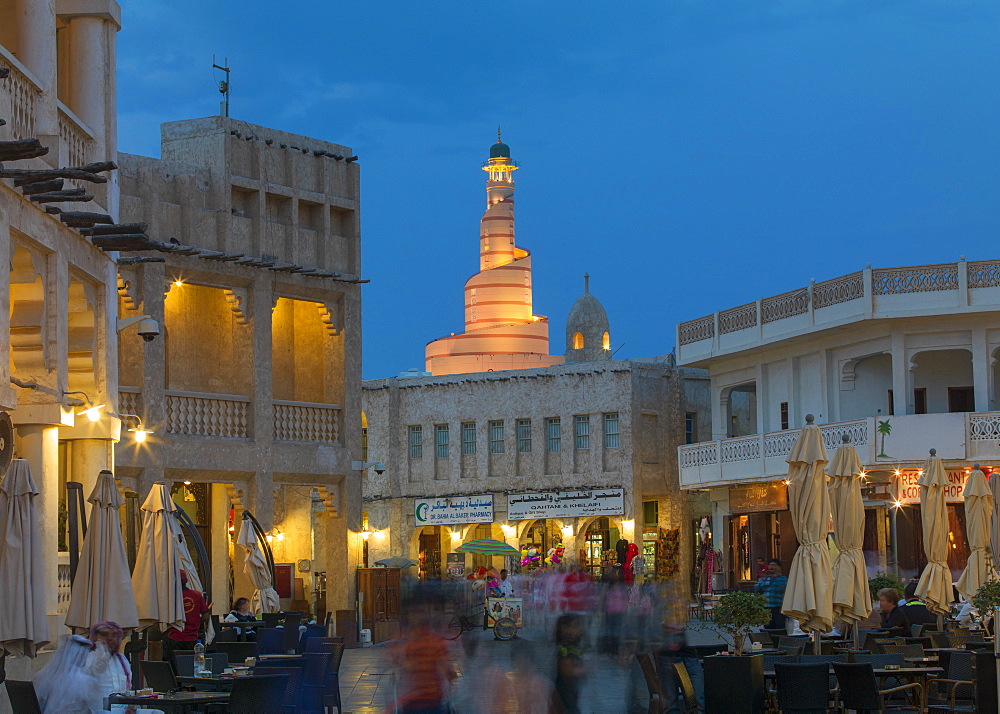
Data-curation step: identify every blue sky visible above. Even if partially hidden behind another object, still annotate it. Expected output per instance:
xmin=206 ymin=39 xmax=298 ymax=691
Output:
xmin=116 ymin=1 xmax=1000 ymax=379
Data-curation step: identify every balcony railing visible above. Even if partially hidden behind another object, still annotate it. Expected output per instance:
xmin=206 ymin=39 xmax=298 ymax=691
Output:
xmin=680 ymin=412 xmax=1000 ymax=489
xmin=273 ymin=400 xmax=340 ymax=442
xmin=57 ymin=105 xmax=94 ymax=170
xmin=166 ymin=390 xmax=251 ymax=438
xmin=677 ymin=260 xmax=1000 ymax=349
xmin=119 ymin=387 xmax=142 ymax=420
xmin=57 ymin=555 xmax=71 ymax=615
xmin=0 ymin=48 xmax=41 ymax=141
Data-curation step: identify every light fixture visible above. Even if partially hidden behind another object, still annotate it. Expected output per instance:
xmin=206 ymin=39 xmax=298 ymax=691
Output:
xmin=275 ymin=531 xmax=285 ymax=542
xmin=373 ymin=529 xmax=386 ymax=540
xmin=121 ymin=414 xmax=152 ymax=443
xmin=359 ymin=530 xmax=372 ymax=540
xmin=450 ymin=530 xmax=462 ymax=541
xmin=783 ymin=479 xmax=792 ymax=486
xmin=893 ymin=500 xmax=903 ymax=509
xmin=266 ymin=534 xmax=274 ymax=543
xmin=183 ymin=480 xmax=192 ymax=485
xmin=173 ymin=278 xmax=184 ymax=288
xmin=561 ymin=525 xmax=574 ymax=538
xmin=500 ymin=524 xmax=515 ymax=537
xmin=65 ymin=391 xmax=105 ymax=422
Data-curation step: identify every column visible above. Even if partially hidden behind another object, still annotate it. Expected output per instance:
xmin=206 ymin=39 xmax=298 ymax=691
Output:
xmin=251 ymin=276 xmax=273 ymax=447
xmin=16 ymin=0 xmax=58 ymax=147
xmin=209 ymin=484 xmax=230 ymax=616
xmin=971 ymin=328 xmax=990 ymax=413
xmin=16 ymin=425 xmax=61 ymax=623
xmin=69 ymin=438 xmax=112 ymax=496
xmin=66 ymin=16 xmax=106 ymax=139
xmin=247 ymin=471 xmax=274 ymax=531
xmin=890 ymin=332 xmax=910 ymax=415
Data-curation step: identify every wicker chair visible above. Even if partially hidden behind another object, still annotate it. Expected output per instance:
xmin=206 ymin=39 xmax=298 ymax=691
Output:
xmin=748 ymin=631 xmax=772 ymax=646
xmin=849 ymin=653 xmax=904 ymax=668
xmin=635 ymin=652 xmax=666 ymax=714
xmin=779 ymin=642 xmax=806 ymax=656
xmin=213 ymin=641 xmax=259 ymax=665
xmin=3 ymin=680 xmax=42 ymax=714
xmin=228 ymin=674 xmax=289 ymax=714
xmin=925 ymin=631 xmax=952 ymax=649
xmin=256 ymin=627 xmax=287 ymax=655
xmin=871 ymin=637 xmax=906 ymax=654
xmin=926 ymin=650 xmax=976 ymax=711
xmin=832 ymin=662 xmax=923 ymax=712
xmin=672 ymin=660 xmax=699 ymax=714
xmin=774 ymin=662 xmax=831 ymax=714
xmin=253 ymin=667 xmax=303 ymax=713
xmin=881 ymin=643 xmax=925 ymax=660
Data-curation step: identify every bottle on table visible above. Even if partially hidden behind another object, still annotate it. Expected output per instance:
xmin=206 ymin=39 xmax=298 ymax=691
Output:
xmin=194 ymin=640 xmax=206 ymax=676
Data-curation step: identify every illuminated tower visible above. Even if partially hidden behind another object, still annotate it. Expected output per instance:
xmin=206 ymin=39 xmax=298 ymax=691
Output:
xmin=425 ymin=132 xmax=564 ymax=375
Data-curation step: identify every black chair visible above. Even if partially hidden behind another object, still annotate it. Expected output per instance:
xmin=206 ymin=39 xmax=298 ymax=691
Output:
xmin=304 ymin=638 xmax=341 ymax=654
xmin=926 ymin=631 xmax=952 ymax=649
xmin=214 ymin=641 xmax=259 ymax=665
xmin=228 ymin=674 xmax=289 ymax=714
xmin=749 ymin=631 xmax=773 ymax=646
xmin=281 ymin=613 xmax=302 ymax=652
xmin=175 ymin=653 xmax=196 ymax=676
xmin=672 ymin=660 xmax=699 ymax=714
xmin=849 ymin=653 xmax=904 ymax=668
xmin=926 ymin=650 xmax=976 ymax=711
xmin=213 ymin=626 xmax=239 ymax=644
xmin=774 ymin=662 xmax=831 ymax=714
xmin=860 ymin=630 xmax=892 ymax=652
xmin=911 ymin=624 xmax=927 ymax=637
xmin=778 ymin=642 xmax=806 ymax=656
xmin=763 ymin=654 xmax=798 ymax=673
xmin=253 ymin=667 xmax=303 ymax=713
xmin=261 ymin=612 xmax=282 ymax=629
xmin=141 ymin=660 xmax=180 ymax=693
xmin=301 ymin=652 xmax=333 ymax=713
xmin=764 ymin=627 xmax=788 ymax=642
xmin=4 ymin=680 xmax=42 ymax=714
xmin=257 ymin=627 xmax=287 ymax=655
xmin=208 ymin=652 xmax=228 ymax=674
xmin=832 ymin=662 xmax=923 ymax=712
xmin=320 ymin=643 xmax=346 ymax=713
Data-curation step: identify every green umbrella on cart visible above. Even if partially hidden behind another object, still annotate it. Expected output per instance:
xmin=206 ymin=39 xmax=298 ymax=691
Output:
xmin=455 ymin=538 xmax=520 ymax=557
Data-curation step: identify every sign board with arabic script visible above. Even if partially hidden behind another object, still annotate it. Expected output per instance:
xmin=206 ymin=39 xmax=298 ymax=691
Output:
xmin=414 ymin=495 xmax=494 ymax=525
xmin=507 ymin=489 xmax=625 ymax=521
xmin=729 ymin=482 xmax=788 ymax=514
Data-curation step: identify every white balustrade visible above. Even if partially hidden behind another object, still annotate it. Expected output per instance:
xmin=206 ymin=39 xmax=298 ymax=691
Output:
xmin=0 ymin=49 xmax=40 ymax=140
xmin=118 ymin=387 xmax=142 ymax=419
xmin=813 ymin=271 xmax=864 ymax=309
xmin=57 ymin=104 xmax=93 ymax=169
xmin=718 ymin=302 xmax=758 ymax=335
xmin=165 ymin=391 xmax=250 ymax=438
xmin=969 ymin=412 xmax=1000 ymax=441
xmin=57 ymin=557 xmax=71 ymax=614
xmin=273 ymin=400 xmax=341 ymax=442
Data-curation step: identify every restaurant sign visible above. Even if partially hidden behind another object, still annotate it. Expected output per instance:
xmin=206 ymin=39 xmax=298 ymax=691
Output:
xmin=507 ymin=488 xmax=624 ymax=520
xmin=894 ymin=469 xmax=971 ymax=505
xmin=729 ymin=482 xmax=788 ymax=514
xmin=414 ymin=495 xmax=494 ymax=525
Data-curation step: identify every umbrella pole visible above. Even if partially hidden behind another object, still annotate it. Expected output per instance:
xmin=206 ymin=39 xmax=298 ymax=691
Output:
xmin=852 ymin=622 xmax=861 ymax=651
xmin=812 ymin=631 xmax=820 ymax=655
xmin=937 ymin=614 xmax=944 ymax=631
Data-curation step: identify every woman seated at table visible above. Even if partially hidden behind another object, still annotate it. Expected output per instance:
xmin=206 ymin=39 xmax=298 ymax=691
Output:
xmin=228 ymin=597 xmax=257 ymax=622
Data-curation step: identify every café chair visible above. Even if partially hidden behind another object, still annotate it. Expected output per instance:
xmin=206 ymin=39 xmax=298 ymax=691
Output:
xmin=3 ymin=680 xmax=42 ymax=714
xmin=832 ymin=662 xmax=923 ymax=712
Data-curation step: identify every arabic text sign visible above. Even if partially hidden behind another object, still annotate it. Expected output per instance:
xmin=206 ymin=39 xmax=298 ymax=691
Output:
xmin=414 ymin=495 xmax=494 ymax=525
xmin=895 ymin=469 xmax=969 ymax=505
xmin=507 ymin=489 xmax=624 ymax=520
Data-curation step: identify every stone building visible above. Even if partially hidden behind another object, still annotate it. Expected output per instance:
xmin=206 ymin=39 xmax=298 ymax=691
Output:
xmin=1 ymin=0 xmax=122 ymax=683
xmin=425 ymin=134 xmax=563 ymax=375
xmin=115 ymin=116 xmax=363 ymax=617
xmin=362 ymin=349 xmax=709 ymax=615
xmin=675 ymin=260 xmax=1000 ymax=587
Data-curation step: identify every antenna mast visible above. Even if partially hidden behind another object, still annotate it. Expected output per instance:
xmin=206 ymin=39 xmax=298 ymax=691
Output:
xmin=212 ymin=55 xmax=230 ymax=118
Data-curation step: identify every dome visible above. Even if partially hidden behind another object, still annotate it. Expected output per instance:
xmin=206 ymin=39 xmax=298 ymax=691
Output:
xmin=565 ymin=274 xmax=611 ymax=363
xmin=490 ymin=141 xmax=511 ymax=159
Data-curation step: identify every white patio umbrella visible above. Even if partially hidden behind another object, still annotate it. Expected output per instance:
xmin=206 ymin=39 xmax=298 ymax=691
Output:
xmin=0 ymin=459 xmax=49 ymax=657
xmin=132 ymin=483 xmax=184 ymax=632
xmin=827 ymin=435 xmax=872 ymax=644
xmin=915 ymin=450 xmax=952 ymax=617
xmin=955 ymin=465 xmax=996 ymax=602
xmin=237 ymin=517 xmax=279 ymax=614
xmin=782 ymin=415 xmax=834 ymax=649
xmin=65 ymin=470 xmax=139 ymax=632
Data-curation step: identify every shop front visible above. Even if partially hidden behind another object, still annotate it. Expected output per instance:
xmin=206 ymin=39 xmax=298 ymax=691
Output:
xmin=412 ymin=494 xmax=495 ymax=579
xmin=726 ymin=482 xmax=795 ymax=589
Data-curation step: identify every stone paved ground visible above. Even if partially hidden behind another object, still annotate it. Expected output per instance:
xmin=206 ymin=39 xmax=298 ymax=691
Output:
xmin=339 ymin=618 xmax=727 ymax=714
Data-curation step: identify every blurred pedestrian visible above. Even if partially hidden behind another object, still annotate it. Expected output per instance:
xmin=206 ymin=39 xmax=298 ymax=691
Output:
xmin=389 ymin=592 xmax=457 ymax=713
xmin=754 ymin=559 xmax=788 ymax=630
xmin=554 ymin=614 xmax=586 ymax=714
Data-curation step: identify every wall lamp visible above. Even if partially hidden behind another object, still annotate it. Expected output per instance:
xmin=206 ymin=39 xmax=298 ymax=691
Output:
xmin=120 ymin=414 xmax=152 ymax=443
xmin=64 ymin=391 xmax=105 ymax=422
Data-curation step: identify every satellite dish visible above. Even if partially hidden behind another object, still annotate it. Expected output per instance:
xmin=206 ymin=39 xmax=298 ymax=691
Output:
xmin=0 ymin=412 xmax=13 ymax=478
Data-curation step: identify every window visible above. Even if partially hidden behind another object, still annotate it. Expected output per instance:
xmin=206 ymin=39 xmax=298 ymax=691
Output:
xmin=546 ymin=417 xmax=562 ymax=452
xmin=361 ymin=427 xmax=368 ymax=462
xmin=684 ymin=412 xmax=696 ymax=445
xmin=408 ymin=426 xmax=422 ymax=458
xmin=489 ymin=420 xmax=504 ymax=454
xmin=887 ymin=389 xmax=895 ymax=416
xmin=517 ymin=419 xmax=532 ymax=453
xmin=461 ymin=422 xmax=476 ymax=455
xmin=435 ymin=424 xmax=449 ymax=458
xmin=948 ymin=386 xmax=975 ymax=413
xmin=602 ymin=331 xmax=610 ymax=350
xmin=572 ymin=332 xmax=584 ymax=349
xmin=914 ymin=388 xmax=927 ymax=415
xmin=779 ymin=402 xmax=789 ymax=431
xmin=574 ymin=415 xmax=590 ymax=449
xmin=603 ymin=413 xmax=620 ymax=448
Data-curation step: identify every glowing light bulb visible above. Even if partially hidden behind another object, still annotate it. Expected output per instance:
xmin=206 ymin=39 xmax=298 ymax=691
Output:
xmin=173 ymin=279 xmax=184 ymax=288
xmin=134 ymin=429 xmax=148 ymax=443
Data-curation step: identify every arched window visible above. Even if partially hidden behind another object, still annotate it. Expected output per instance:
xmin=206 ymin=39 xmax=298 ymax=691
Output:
xmin=602 ymin=331 xmax=610 ymax=350
xmin=572 ymin=332 xmax=584 ymax=349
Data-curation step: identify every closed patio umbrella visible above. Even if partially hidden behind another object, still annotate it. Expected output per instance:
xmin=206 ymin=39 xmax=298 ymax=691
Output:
xmin=65 ymin=470 xmax=139 ymax=633
xmin=990 ymin=471 xmax=1000 ymax=579
xmin=915 ymin=450 xmax=952 ymax=617
xmin=237 ymin=518 xmax=279 ymax=615
xmin=132 ymin=483 xmax=184 ymax=631
xmin=955 ymin=465 xmax=996 ymax=602
xmin=0 ymin=459 xmax=49 ymax=657
xmin=781 ymin=415 xmax=834 ymax=640
xmin=827 ymin=436 xmax=872 ymax=634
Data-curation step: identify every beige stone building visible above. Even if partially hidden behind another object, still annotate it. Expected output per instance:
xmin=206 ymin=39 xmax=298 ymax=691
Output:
xmin=364 ymin=341 xmax=709 ymax=610
xmin=114 ymin=116 xmax=364 ymax=618
xmin=1 ymin=0 xmax=122 ymax=685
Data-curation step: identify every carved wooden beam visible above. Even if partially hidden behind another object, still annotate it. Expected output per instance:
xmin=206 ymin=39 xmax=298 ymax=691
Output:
xmin=2 ymin=161 xmax=115 ymax=184
xmin=20 ymin=178 xmax=64 ymax=195
xmin=56 ymin=210 xmax=114 ymax=225
xmin=80 ymin=223 xmax=148 ymax=236
xmin=30 ymin=188 xmax=93 ymax=203
xmin=117 ymin=256 xmax=165 ymax=264
xmin=0 ymin=139 xmax=49 ymax=161
xmin=90 ymin=235 xmax=150 ymax=249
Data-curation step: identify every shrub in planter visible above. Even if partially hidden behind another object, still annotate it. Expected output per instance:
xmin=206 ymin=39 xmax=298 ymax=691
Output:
xmin=868 ymin=570 xmax=905 ymax=600
xmin=971 ymin=580 xmax=1000 ymax=630
xmin=713 ymin=591 xmax=770 ymax=656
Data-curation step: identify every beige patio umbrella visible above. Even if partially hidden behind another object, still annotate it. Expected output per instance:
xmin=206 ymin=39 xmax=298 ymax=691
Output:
xmin=132 ymin=483 xmax=185 ymax=631
xmin=65 ymin=470 xmax=139 ymax=632
xmin=915 ymin=450 xmax=952 ymax=616
xmin=955 ymin=464 xmax=996 ymax=602
xmin=237 ymin=517 xmax=279 ymax=614
xmin=0 ymin=459 xmax=49 ymax=657
xmin=990 ymin=471 xmax=1000 ymax=579
xmin=827 ymin=435 xmax=872 ymax=634
xmin=781 ymin=415 xmax=834 ymax=639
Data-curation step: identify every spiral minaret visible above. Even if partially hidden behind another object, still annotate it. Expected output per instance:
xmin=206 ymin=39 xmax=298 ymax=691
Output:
xmin=425 ymin=132 xmax=564 ymax=375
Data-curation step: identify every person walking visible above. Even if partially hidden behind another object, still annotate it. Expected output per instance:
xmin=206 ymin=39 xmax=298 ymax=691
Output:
xmin=754 ymin=558 xmax=788 ymax=630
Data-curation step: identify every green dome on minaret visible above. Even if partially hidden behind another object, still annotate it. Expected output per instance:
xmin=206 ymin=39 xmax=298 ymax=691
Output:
xmin=489 ymin=126 xmax=510 ymax=158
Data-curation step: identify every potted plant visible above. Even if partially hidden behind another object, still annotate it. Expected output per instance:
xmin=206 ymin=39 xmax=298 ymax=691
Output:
xmin=868 ymin=570 xmax=905 ymax=600
xmin=971 ymin=580 xmax=1000 ymax=634
xmin=702 ymin=591 xmax=770 ymax=713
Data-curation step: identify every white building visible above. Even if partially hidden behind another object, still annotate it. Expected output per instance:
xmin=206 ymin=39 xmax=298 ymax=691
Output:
xmin=675 ymin=259 xmax=1000 ymax=584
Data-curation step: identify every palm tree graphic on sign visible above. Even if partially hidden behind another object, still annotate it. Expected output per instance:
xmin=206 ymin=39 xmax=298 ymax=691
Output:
xmin=876 ymin=419 xmax=892 ymax=459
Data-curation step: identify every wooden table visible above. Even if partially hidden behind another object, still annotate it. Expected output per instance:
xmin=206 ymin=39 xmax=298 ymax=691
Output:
xmin=108 ymin=690 xmax=229 ymax=711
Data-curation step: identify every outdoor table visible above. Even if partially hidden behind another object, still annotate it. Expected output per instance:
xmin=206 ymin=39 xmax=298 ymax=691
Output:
xmin=873 ymin=666 xmax=943 ymax=713
xmin=255 ymin=653 xmax=306 ymax=667
xmin=218 ymin=621 xmax=260 ymax=641
xmin=904 ymin=656 xmax=939 ymax=667
xmin=108 ymin=690 xmax=230 ymax=711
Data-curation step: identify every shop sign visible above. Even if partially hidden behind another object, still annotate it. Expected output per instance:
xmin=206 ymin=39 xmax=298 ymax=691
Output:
xmin=414 ymin=495 xmax=494 ymax=525
xmin=446 ymin=552 xmax=466 ymax=577
xmin=729 ymin=482 xmax=788 ymax=514
xmin=894 ymin=469 xmax=970 ymax=505
xmin=507 ymin=489 xmax=624 ymax=520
